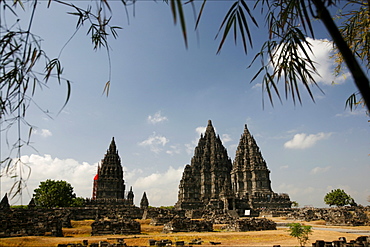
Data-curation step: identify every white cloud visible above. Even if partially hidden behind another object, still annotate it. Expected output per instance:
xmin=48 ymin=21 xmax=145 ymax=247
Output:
xmin=252 ymin=83 xmax=262 ymax=89
xmin=305 ymin=37 xmax=350 ymax=85
xmin=280 ymin=165 xmax=289 ymax=170
xmin=33 ymin=129 xmax=52 ymax=137
xmin=277 ymin=183 xmax=323 ymax=207
xmin=310 ymin=166 xmax=332 ymax=175
xmin=195 ymin=126 xmax=206 ymax=135
xmin=185 ymin=126 xmax=208 ymax=155
xmin=222 ymin=134 xmax=232 ymax=143
xmin=0 ymin=154 xmax=183 ymax=207
xmin=335 ymin=108 xmax=367 ymax=117
xmin=273 ymin=37 xmax=350 ymax=87
xmin=147 ymin=111 xmax=168 ymax=124
xmin=284 ymin=132 xmax=332 ymax=149
xmin=166 ymin=145 xmax=181 ymax=155
xmin=185 ymin=142 xmax=196 ymax=155
xmin=1 ymin=154 xmax=97 ymax=205
xmin=138 ymin=132 xmax=169 ymax=153
xmin=132 ymin=166 xmax=183 ymax=206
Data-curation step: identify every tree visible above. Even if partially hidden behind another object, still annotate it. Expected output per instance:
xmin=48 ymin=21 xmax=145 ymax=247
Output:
xmin=33 ymin=179 xmax=77 ymax=208
xmin=332 ymin=0 xmax=370 ymax=110
xmin=177 ymin=0 xmax=370 ymax=110
xmin=71 ymin=197 xmax=86 ymax=207
xmin=287 ymin=222 xmax=313 ymax=247
xmin=324 ymin=189 xmax=356 ymax=207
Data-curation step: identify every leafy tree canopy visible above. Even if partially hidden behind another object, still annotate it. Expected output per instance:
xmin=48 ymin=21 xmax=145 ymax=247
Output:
xmin=33 ymin=179 xmax=80 ymax=208
xmin=324 ymin=188 xmax=356 ymax=207
xmin=287 ymin=223 xmax=313 ymax=247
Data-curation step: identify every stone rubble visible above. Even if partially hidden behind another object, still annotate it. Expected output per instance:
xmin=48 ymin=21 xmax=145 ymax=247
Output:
xmin=221 ymin=217 xmax=277 ymax=232
xmin=162 ymin=217 xmax=213 ymax=233
xmin=91 ymin=218 xmax=141 ymax=236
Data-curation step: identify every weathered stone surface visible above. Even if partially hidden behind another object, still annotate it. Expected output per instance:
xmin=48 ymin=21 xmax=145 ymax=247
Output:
xmin=261 ymin=206 xmax=370 ymax=226
xmin=201 ymin=209 xmax=238 ymax=224
xmin=231 ymin=124 xmax=273 ymax=196
xmin=92 ymin=138 xmax=135 ymax=207
xmin=95 ymin=138 xmax=125 ymax=200
xmin=0 ymin=208 xmax=63 ymax=238
xmin=175 ymin=120 xmax=291 ymax=213
xmin=222 ymin=218 xmax=277 ymax=232
xmin=91 ymin=218 xmax=141 ymax=236
xmin=140 ymin=192 xmax=149 ymax=209
xmin=175 ymin=120 xmax=233 ymax=211
xmin=163 ymin=217 xmax=213 ymax=233
xmin=231 ymin=124 xmax=291 ymax=210
xmin=0 ymin=193 xmax=10 ymax=211
xmin=150 ymin=215 xmax=174 ymax=226
xmin=312 ymin=236 xmax=369 ymax=247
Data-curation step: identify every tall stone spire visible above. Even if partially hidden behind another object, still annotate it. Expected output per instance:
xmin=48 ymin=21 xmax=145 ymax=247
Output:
xmin=108 ymin=137 xmax=117 ymax=154
xmin=231 ymin=124 xmax=272 ymax=198
xmin=95 ymin=137 xmax=126 ymax=200
xmin=176 ymin=122 xmax=291 ymax=211
xmin=176 ymin=120 xmax=233 ymax=210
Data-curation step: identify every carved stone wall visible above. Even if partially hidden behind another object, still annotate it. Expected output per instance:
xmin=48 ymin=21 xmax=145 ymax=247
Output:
xmin=260 ymin=206 xmax=370 ymax=226
xmin=222 ymin=218 xmax=277 ymax=232
xmin=162 ymin=217 xmax=213 ymax=233
xmin=91 ymin=218 xmax=141 ymax=235
xmin=66 ymin=206 xmax=143 ymax=221
xmin=0 ymin=208 xmax=63 ymax=238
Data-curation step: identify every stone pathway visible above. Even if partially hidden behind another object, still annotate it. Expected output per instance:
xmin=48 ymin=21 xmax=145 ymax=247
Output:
xmin=312 ymin=227 xmax=370 ymax=235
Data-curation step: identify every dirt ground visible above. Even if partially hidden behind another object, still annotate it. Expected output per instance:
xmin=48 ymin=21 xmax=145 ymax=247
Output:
xmin=1 ymin=218 xmax=369 ymax=247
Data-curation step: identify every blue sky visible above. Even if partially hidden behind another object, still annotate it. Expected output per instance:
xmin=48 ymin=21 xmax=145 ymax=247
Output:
xmin=1 ymin=1 xmax=369 ymax=207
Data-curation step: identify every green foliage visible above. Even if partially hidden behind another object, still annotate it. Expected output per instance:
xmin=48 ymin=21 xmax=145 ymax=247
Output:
xmin=10 ymin=205 xmax=28 ymax=209
xmin=0 ymin=0 xmax=72 ymax=198
xmin=175 ymin=0 xmax=370 ymax=110
xmin=324 ymin=189 xmax=356 ymax=207
xmin=71 ymin=197 xmax=86 ymax=207
xmin=159 ymin=205 xmax=174 ymax=210
xmin=291 ymin=201 xmax=299 ymax=208
xmin=333 ymin=0 xmax=370 ymax=111
xmin=287 ymin=223 xmax=313 ymax=247
xmin=33 ymin=179 xmax=76 ymax=208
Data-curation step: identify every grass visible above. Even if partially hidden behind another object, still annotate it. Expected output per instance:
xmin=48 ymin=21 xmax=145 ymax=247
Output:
xmin=1 ymin=218 xmax=369 ymax=246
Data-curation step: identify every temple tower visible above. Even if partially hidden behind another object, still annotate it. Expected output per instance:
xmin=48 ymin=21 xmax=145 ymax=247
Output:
xmin=95 ymin=137 xmax=125 ymax=200
xmin=176 ymin=121 xmax=291 ymax=211
xmin=175 ymin=120 xmax=233 ymax=210
xmin=231 ymin=124 xmax=272 ymax=198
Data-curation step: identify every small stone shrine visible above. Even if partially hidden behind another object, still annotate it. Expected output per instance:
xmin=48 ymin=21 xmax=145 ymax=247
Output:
xmin=175 ymin=120 xmax=291 ymax=214
xmin=140 ymin=192 xmax=149 ymax=209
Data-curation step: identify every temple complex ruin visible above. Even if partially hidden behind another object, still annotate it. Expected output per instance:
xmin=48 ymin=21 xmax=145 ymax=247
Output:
xmin=90 ymin=137 xmax=134 ymax=206
xmin=175 ymin=120 xmax=291 ymax=213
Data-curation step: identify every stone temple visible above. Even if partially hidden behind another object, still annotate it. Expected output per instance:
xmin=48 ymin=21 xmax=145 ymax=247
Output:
xmin=175 ymin=120 xmax=291 ymax=214
xmin=91 ymin=137 xmax=134 ymax=205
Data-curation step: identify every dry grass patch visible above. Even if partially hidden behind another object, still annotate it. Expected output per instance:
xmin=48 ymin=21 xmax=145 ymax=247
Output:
xmin=1 ymin=218 xmax=370 ymax=246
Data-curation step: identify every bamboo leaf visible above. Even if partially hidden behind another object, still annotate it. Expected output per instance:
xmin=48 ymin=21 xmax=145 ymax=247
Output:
xmin=216 ymin=10 xmax=237 ymax=54
xmin=176 ymin=0 xmax=188 ymax=48
xmin=103 ymin=81 xmax=110 ymax=97
xmin=195 ymin=0 xmax=207 ymax=30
